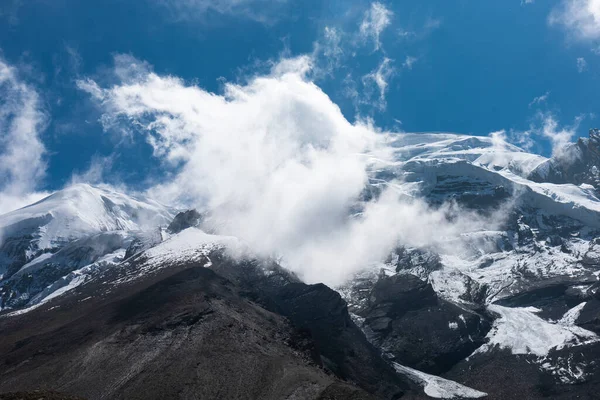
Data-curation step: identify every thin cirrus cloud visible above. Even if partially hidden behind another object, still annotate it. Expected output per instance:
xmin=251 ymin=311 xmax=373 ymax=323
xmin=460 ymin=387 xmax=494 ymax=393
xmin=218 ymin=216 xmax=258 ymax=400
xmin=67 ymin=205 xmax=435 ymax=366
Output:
xmin=362 ymin=56 xmax=395 ymax=110
xmin=154 ymin=0 xmax=289 ymax=24
xmin=359 ymin=2 xmax=393 ymax=51
xmin=528 ymin=91 xmax=550 ymax=108
xmin=0 ymin=57 xmax=49 ymax=215
xmin=577 ymin=56 xmax=588 ymax=72
xmin=76 ymin=54 xmax=508 ymax=286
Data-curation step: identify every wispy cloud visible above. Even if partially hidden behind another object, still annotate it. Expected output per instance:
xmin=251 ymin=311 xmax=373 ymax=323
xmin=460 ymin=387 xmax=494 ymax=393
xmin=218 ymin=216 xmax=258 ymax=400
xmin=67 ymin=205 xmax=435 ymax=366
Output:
xmin=402 ymin=56 xmax=418 ymax=70
xmin=311 ymin=26 xmax=344 ymax=77
xmin=0 ymin=57 xmax=49 ymax=214
xmin=423 ymin=17 xmax=442 ymax=32
xmin=362 ymin=57 xmax=395 ymax=110
xmin=69 ymin=154 xmax=115 ymax=186
xmin=506 ymin=112 xmax=585 ymax=159
xmin=577 ymin=56 xmax=588 ymax=72
xmin=359 ymin=2 xmax=393 ymax=51
xmin=0 ymin=0 xmax=23 ymax=26
xmin=528 ymin=91 xmax=550 ymax=108
xmin=155 ymin=0 xmax=289 ymax=24
xmin=539 ymin=113 xmax=583 ymax=159
xmin=549 ymin=0 xmax=600 ymax=41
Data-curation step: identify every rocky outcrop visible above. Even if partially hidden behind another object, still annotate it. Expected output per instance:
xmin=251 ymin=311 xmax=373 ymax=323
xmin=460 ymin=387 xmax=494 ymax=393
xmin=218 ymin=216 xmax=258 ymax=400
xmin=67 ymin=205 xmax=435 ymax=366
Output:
xmin=209 ymin=253 xmax=412 ymax=399
xmin=528 ymin=128 xmax=600 ymax=191
xmin=387 ymin=247 xmax=442 ymax=278
xmin=167 ymin=209 xmax=202 ymax=234
xmin=0 ymin=391 xmax=87 ymax=400
xmin=360 ymin=274 xmax=492 ymax=375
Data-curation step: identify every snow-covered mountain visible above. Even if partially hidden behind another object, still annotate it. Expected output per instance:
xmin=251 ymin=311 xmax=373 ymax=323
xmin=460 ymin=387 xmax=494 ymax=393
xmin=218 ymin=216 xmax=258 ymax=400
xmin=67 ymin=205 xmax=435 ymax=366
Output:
xmin=2 ymin=132 xmax=600 ymax=399
xmin=0 ymin=183 xmax=174 ymax=310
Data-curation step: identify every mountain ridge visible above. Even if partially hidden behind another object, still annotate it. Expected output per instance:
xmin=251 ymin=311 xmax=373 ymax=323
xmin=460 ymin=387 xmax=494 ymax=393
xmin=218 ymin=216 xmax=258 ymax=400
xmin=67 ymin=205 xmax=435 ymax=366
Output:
xmin=2 ymin=131 xmax=600 ymax=399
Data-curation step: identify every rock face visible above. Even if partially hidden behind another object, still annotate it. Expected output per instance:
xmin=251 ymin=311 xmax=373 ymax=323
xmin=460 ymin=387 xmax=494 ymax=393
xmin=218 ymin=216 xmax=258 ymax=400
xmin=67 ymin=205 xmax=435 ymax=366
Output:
xmin=167 ymin=209 xmax=202 ymax=234
xmin=0 ymin=252 xmax=408 ymax=400
xmin=358 ymin=275 xmax=492 ymax=375
xmin=0 ymin=391 xmax=86 ymax=400
xmin=209 ymin=254 xmax=412 ymax=399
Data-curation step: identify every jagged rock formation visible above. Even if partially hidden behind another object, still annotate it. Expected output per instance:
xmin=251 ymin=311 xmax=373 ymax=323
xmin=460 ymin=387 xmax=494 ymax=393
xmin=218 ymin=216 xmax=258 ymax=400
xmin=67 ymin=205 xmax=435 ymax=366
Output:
xmin=167 ymin=209 xmax=202 ymax=234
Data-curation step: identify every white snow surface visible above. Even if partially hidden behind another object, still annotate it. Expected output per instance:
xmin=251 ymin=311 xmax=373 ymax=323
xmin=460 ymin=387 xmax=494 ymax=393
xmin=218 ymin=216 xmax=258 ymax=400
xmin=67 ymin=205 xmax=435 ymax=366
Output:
xmin=393 ymin=362 xmax=487 ymax=399
xmin=476 ymin=304 xmax=597 ymax=357
xmin=559 ymin=302 xmax=587 ymax=326
xmin=115 ymin=227 xmax=245 ymax=284
xmin=386 ymin=133 xmax=600 ymax=227
xmin=2 ymin=248 xmax=128 ymax=316
xmin=145 ymin=227 xmax=242 ymax=263
xmin=387 ymin=133 xmax=547 ymax=176
xmin=0 ymin=183 xmax=174 ymax=250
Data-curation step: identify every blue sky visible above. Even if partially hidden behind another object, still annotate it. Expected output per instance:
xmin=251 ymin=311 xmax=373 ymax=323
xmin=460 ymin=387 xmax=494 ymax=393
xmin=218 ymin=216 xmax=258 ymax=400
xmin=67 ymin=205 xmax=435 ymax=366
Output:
xmin=1 ymin=0 xmax=600 ymax=211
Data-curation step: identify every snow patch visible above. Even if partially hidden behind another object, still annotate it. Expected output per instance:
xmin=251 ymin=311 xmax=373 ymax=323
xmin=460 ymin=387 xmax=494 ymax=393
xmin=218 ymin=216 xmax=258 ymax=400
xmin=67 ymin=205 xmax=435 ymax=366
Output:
xmin=477 ymin=304 xmax=597 ymax=357
xmin=559 ymin=302 xmax=587 ymax=326
xmin=393 ymin=362 xmax=487 ymax=399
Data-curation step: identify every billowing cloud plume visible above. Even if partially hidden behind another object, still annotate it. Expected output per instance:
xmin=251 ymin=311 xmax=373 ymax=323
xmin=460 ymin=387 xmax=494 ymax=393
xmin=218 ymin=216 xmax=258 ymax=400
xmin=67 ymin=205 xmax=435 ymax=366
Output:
xmin=79 ymin=55 xmax=506 ymax=286
xmin=550 ymin=0 xmax=600 ymax=41
xmin=0 ymin=57 xmax=49 ymax=214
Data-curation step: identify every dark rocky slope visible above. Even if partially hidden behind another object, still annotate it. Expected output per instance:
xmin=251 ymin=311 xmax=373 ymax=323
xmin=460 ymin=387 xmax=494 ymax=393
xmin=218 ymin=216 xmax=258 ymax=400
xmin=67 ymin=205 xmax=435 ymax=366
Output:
xmin=0 ymin=253 xmax=411 ymax=400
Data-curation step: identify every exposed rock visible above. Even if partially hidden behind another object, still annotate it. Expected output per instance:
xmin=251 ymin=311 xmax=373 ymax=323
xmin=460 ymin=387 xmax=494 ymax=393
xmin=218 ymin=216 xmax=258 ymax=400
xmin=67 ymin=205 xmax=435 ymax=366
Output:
xmin=582 ymin=239 xmax=600 ymax=267
xmin=167 ymin=209 xmax=202 ymax=234
xmin=361 ymin=274 xmax=492 ymax=375
xmin=496 ymin=279 xmax=598 ymax=321
xmin=0 ymin=391 xmax=86 ymax=400
xmin=445 ymin=344 xmax=600 ymax=399
xmin=387 ymin=247 xmax=442 ymax=277
xmin=0 ymin=254 xmax=411 ymax=400
xmin=529 ymin=128 xmax=600 ymax=191
xmin=576 ymin=299 xmax=600 ymax=334
xmin=208 ymin=253 xmax=411 ymax=398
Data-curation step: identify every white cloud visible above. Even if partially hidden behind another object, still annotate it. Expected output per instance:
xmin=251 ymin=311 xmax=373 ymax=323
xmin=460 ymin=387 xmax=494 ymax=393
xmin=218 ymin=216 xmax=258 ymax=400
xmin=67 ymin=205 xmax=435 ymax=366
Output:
xmin=79 ymin=54 xmax=504 ymax=286
xmin=0 ymin=57 xmax=49 ymax=214
xmin=528 ymin=91 xmax=550 ymax=108
xmin=423 ymin=17 xmax=442 ymax=32
xmin=311 ymin=26 xmax=344 ymax=77
xmin=69 ymin=154 xmax=115 ymax=185
xmin=549 ymin=0 xmax=600 ymax=41
xmin=402 ymin=56 xmax=418 ymax=70
xmin=577 ymin=56 xmax=588 ymax=72
xmin=398 ymin=29 xmax=416 ymax=39
xmin=362 ymin=57 xmax=395 ymax=110
xmin=156 ymin=0 xmax=288 ymax=24
xmin=539 ymin=113 xmax=582 ymax=159
xmin=359 ymin=2 xmax=393 ymax=51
